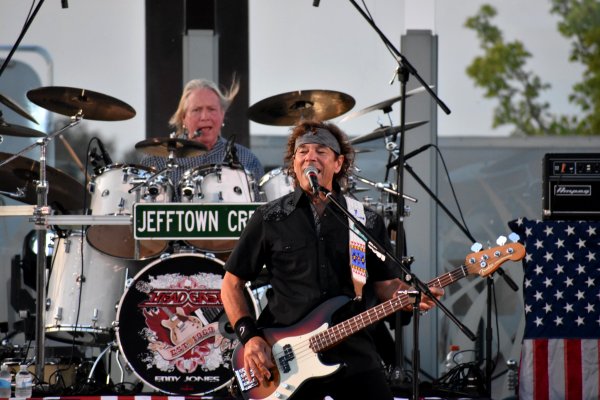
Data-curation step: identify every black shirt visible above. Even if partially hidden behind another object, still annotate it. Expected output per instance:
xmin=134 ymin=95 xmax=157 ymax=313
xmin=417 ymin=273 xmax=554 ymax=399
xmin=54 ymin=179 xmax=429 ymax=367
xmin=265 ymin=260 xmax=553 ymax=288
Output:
xmin=225 ymin=186 xmax=400 ymax=374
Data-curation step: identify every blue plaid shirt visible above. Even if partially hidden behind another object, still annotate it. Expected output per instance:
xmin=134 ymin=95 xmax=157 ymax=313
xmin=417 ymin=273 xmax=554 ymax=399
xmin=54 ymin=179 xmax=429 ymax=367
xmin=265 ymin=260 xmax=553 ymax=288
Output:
xmin=140 ymin=136 xmax=264 ymax=200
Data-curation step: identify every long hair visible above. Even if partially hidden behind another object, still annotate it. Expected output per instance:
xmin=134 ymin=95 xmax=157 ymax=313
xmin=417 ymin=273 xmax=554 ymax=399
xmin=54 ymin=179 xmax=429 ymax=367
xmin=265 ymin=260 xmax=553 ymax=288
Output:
xmin=169 ymin=77 xmax=240 ymax=136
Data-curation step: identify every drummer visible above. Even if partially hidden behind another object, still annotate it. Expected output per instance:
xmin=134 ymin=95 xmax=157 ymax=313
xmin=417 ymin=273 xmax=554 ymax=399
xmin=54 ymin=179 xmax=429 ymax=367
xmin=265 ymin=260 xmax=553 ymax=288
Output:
xmin=140 ymin=77 xmax=264 ymax=199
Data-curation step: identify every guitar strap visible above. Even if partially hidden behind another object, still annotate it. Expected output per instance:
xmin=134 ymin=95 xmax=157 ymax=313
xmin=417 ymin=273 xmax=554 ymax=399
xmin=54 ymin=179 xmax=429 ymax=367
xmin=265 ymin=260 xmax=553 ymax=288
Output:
xmin=345 ymin=195 xmax=367 ymax=299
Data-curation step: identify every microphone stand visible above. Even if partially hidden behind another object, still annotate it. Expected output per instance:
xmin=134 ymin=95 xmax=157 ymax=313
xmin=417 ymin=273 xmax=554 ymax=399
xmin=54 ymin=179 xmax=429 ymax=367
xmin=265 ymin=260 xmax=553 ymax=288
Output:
xmin=346 ymin=1 xmax=451 ymax=396
xmin=318 ymin=186 xmax=475 ymax=400
xmin=400 ymin=160 xmax=518 ymax=397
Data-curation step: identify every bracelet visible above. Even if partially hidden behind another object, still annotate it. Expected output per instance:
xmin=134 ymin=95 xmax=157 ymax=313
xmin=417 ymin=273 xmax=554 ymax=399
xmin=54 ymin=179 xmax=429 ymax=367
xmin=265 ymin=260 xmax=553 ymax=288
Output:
xmin=234 ymin=316 xmax=263 ymax=345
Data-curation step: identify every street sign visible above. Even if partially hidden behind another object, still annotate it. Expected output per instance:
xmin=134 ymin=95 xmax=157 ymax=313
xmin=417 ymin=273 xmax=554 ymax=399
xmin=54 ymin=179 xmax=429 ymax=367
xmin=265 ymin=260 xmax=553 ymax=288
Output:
xmin=133 ymin=203 xmax=262 ymax=240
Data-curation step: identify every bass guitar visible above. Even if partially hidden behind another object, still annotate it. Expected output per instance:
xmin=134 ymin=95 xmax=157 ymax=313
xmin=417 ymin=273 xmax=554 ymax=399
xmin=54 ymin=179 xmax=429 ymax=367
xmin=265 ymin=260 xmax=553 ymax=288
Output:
xmin=231 ymin=237 xmax=525 ymax=400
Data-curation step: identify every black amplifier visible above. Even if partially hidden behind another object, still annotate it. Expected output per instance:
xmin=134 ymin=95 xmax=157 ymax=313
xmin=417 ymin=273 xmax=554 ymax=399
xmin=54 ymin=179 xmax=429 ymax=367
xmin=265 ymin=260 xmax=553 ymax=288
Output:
xmin=543 ymin=153 xmax=600 ymax=220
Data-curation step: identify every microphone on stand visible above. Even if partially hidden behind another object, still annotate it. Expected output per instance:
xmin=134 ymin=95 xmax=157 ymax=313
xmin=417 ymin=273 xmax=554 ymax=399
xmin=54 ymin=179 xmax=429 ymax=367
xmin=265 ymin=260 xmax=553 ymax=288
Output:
xmin=192 ymin=128 xmax=203 ymax=138
xmin=96 ymin=138 xmax=113 ymax=166
xmin=386 ymin=143 xmax=434 ymax=169
xmin=224 ymin=135 xmax=240 ymax=166
xmin=313 ymin=0 xmax=321 ymax=6
xmin=303 ymin=165 xmax=320 ymax=195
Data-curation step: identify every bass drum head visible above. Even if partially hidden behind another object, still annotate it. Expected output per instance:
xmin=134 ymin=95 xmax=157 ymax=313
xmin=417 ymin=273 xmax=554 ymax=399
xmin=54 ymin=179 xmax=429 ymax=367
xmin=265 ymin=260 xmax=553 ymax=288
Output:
xmin=115 ymin=253 xmax=239 ymax=395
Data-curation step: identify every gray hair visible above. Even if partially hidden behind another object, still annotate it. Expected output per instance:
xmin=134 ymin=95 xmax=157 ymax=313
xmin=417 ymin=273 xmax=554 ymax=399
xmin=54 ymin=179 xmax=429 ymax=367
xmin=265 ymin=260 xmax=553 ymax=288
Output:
xmin=169 ymin=78 xmax=240 ymax=136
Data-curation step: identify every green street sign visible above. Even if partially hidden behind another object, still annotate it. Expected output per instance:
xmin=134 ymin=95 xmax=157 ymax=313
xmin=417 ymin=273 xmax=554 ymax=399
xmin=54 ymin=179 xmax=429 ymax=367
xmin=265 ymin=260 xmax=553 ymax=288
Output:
xmin=133 ymin=203 xmax=262 ymax=240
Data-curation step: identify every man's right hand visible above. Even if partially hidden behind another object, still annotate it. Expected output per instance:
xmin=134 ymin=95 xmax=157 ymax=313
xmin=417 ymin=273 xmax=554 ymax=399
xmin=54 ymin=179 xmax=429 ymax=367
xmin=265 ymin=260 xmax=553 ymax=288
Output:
xmin=243 ymin=335 xmax=275 ymax=384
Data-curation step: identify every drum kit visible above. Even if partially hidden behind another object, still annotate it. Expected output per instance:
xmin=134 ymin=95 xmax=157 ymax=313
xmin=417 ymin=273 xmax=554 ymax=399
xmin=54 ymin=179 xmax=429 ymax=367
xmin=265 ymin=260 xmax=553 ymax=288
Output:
xmin=0 ymin=84 xmax=426 ymax=396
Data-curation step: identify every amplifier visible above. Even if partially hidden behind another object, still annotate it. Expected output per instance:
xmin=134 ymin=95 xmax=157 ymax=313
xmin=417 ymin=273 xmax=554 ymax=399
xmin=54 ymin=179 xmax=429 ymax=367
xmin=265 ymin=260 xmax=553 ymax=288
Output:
xmin=543 ymin=153 xmax=600 ymax=220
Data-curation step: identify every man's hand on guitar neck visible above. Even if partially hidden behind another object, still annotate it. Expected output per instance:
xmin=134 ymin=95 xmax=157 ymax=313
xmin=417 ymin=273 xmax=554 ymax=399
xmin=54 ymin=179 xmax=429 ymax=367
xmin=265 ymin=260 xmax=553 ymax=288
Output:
xmin=374 ymin=278 xmax=444 ymax=313
xmin=400 ymin=285 xmax=444 ymax=313
xmin=243 ymin=335 xmax=275 ymax=385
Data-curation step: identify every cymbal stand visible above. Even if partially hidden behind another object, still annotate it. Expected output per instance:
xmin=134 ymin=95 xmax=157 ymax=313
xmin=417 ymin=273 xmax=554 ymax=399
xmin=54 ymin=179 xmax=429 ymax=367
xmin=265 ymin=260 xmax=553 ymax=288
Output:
xmin=0 ymin=115 xmax=81 ymax=379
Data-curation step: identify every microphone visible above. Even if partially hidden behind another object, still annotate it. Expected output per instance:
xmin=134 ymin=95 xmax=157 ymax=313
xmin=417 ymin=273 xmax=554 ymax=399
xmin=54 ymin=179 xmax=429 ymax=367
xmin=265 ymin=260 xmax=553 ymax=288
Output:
xmin=193 ymin=128 xmax=203 ymax=138
xmin=303 ymin=165 xmax=320 ymax=195
xmin=386 ymin=143 xmax=433 ymax=169
xmin=96 ymin=138 xmax=113 ymax=166
xmin=224 ymin=135 xmax=240 ymax=166
xmin=313 ymin=0 xmax=320 ymax=6
xmin=61 ymin=0 xmax=68 ymax=8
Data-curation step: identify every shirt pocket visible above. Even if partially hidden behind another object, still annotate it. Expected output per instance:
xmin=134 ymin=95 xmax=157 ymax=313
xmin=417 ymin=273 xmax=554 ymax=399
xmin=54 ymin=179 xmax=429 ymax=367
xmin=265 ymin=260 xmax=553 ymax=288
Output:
xmin=272 ymin=238 xmax=307 ymax=253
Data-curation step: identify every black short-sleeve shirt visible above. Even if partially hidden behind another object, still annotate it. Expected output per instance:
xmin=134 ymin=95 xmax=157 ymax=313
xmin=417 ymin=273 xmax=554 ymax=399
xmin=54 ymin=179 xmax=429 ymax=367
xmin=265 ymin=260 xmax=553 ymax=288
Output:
xmin=224 ymin=187 xmax=399 ymax=374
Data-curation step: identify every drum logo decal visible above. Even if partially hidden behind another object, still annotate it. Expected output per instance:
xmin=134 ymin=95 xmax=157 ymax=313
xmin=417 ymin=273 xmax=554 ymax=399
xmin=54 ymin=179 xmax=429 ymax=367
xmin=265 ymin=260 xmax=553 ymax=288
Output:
xmin=132 ymin=272 xmax=235 ymax=376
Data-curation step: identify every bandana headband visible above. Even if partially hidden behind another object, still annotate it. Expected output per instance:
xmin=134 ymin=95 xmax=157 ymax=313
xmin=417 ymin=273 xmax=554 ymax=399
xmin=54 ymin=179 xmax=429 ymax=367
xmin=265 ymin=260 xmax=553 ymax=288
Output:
xmin=294 ymin=127 xmax=341 ymax=154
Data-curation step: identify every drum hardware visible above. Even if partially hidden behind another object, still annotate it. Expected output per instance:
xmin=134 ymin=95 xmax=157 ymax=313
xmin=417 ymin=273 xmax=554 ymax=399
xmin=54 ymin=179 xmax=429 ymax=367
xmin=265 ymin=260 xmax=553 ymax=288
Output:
xmin=353 ymin=174 xmax=418 ymax=203
xmin=348 ymin=120 xmax=429 ymax=145
xmin=0 ymin=113 xmax=83 ymax=380
xmin=1 ymin=86 xmax=137 ymax=379
xmin=340 ymin=85 xmax=433 ymax=122
xmin=134 ymin=137 xmax=207 ymax=158
xmin=247 ymin=89 xmax=355 ymax=126
xmin=0 ymin=92 xmax=38 ymax=124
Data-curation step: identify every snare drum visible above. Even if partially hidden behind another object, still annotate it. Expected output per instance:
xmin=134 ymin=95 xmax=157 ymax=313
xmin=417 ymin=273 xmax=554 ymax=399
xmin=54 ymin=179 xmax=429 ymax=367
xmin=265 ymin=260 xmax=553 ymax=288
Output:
xmin=45 ymin=231 xmax=141 ymax=345
xmin=87 ymin=164 xmax=173 ymax=260
xmin=177 ymin=164 xmax=256 ymax=254
xmin=115 ymin=252 xmax=255 ymax=395
xmin=258 ymin=167 xmax=294 ymax=201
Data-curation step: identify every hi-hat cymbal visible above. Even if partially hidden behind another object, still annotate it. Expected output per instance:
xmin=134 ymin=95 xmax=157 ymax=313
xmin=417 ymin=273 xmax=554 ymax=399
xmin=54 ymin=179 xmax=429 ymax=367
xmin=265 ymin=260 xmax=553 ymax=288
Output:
xmin=0 ymin=119 xmax=46 ymax=137
xmin=135 ymin=137 xmax=207 ymax=158
xmin=340 ymin=85 xmax=434 ymax=122
xmin=0 ymin=92 xmax=38 ymax=124
xmin=349 ymin=120 xmax=429 ymax=145
xmin=0 ymin=152 xmax=85 ymax=210
xmin=248 ymin=89 xmax=355 ymax=126
xmin=27 ymin=86 xmax=136 ymax=121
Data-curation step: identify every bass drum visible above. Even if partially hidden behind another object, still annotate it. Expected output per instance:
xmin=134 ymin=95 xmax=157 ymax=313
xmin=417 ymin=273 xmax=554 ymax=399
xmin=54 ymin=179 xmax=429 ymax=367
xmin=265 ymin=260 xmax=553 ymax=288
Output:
xmin=115 ymin=252 xmax=257 ymax=395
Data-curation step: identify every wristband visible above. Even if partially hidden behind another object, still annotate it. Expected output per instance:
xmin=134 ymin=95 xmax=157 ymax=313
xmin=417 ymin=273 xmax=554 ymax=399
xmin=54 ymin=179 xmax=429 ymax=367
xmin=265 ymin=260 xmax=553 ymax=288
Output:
xmin=234 ymin=316 xmax=263 ymax=345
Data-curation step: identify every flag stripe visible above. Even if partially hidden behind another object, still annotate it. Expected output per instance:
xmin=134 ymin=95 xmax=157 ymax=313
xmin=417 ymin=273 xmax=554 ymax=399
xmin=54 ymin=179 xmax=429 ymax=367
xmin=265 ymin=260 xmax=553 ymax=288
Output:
xmin=565 ymin=339 xmax=582 ymax=400
xmin=534 ymin=338 xmax=549 ymax=400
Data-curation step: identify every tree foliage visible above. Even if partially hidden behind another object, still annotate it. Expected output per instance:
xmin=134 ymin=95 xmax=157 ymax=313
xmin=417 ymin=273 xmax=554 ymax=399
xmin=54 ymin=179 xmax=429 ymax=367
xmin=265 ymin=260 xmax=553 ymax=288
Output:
xmin=465 ymin=2 xmax=600 ymax=136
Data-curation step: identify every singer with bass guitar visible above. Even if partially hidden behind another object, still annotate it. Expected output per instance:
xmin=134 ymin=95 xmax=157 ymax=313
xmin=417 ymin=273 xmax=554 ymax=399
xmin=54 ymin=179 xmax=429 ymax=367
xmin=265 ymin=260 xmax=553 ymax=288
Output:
xmin=221 ymin=120 xmax=443 ymax=400
xmin=140 ymin=77 xmax=264 ymax=198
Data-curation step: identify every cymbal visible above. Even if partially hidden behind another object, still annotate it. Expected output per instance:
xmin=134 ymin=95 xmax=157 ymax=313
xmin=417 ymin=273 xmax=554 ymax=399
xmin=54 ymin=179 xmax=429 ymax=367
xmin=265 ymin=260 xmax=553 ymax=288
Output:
xmin=340 ymin=85 xmax=433 ymax=122
xmin=0 ymin=92 xmax=38 ymax=124
xmin=27 ymin=86 xmax=136 ymax=121
xmin=248 ymin=89 xmax=355 ymax=126
xmin=0 ymin=152 xmax=85 ymax=210
xmin=0 ymin=119 xmax=46 ymax=137
xmin=135 ymin=137 xmax=207 ymax=158
xmin=349 ymin=120 xmax=429 ymax=145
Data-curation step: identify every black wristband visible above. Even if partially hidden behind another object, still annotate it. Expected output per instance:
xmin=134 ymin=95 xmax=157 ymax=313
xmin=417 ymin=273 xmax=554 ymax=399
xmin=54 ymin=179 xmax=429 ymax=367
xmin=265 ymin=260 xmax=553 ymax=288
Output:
xmin=234 ymin=316 xmax=263 ymax=345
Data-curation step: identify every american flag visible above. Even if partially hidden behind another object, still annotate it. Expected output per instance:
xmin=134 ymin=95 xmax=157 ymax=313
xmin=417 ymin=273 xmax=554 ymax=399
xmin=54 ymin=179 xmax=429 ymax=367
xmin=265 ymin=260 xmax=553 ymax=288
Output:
xmin=509 ymin=217 xmax=600 ymax=400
